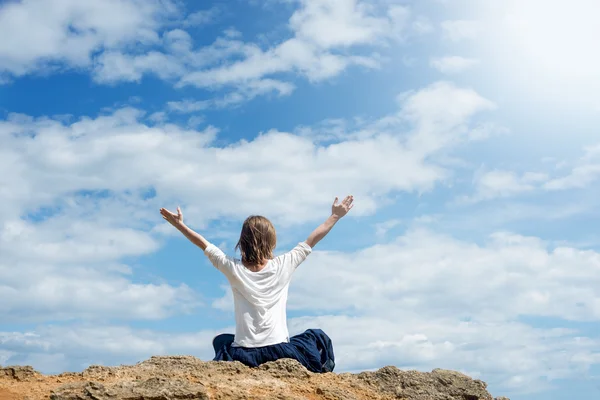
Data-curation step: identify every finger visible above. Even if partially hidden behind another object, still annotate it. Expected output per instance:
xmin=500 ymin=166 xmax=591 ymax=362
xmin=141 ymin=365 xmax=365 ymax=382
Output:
xmin=177 ymin=206 xmax=182 ymax=216
xmin=333 ymin=197 xmax=339 ymax=206
xmin=163 ymin=211 xmax=177 ymax=219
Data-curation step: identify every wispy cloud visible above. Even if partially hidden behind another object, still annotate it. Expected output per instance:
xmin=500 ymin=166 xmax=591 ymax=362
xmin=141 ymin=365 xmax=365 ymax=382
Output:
xmin=460 ymin=143 xmax=600 ymax=203
xmin=182 ymin=6 xmax=221 ymax=27
xmin=544 ymin=144 xmax=600 ymax=190
xmin=430 ymin=56 xmax=479 ymax=74
xmin=441 ymin=20 xmax=482 ymax=42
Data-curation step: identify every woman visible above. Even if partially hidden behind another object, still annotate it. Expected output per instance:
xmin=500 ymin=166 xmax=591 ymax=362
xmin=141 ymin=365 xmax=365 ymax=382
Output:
xmin=160 ymin=195 xmax=354 ymax=373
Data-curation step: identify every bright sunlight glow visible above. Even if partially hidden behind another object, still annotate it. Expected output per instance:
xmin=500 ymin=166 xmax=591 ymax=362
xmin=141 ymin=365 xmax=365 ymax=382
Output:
xmin=479 ymin=0 xmax=600 ymax=105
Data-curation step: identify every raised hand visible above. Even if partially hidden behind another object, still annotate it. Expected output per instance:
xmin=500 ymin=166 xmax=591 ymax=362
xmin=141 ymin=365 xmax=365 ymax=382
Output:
xmin=331 ymin=195 xmax=354 ymax=218
xmin=160 ymin=206 xmax=184 ymax=227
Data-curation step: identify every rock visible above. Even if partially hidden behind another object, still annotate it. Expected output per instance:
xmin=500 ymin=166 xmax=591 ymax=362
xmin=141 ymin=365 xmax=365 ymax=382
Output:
xmin=1 ymin=366 xmax=38 ymax=382
xmin=258 ymin=358 xmax=312 ymax=379
xmin=315 ymin=385 xmax=358 ymax=400
xmin=0 ymin=356 xmax=510 ymax=400
xmin=50 ymin=377 xmax=209 ymax=400
xmin=356 ymin=366 xmax=494 ymax=400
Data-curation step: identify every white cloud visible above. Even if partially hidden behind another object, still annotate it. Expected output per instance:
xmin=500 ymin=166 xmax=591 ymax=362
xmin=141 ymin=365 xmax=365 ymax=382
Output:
xmin=288 ymin=315 xmax=600 ymax=392
xmin=0 ymin=206 xmax=200 ymax=323
xmin=93 ymin=51 xmax=186 ymax=83
xmin=0 ymin=82 xmax=492 ymax=227
xmin=166 ymin=90 xmax=302 ymax=115
xmin=411 ymin=16 xmax=435 ymax=35
xmin=288 ymin=0 xmax=409 ymax=49
xmin=461 ymin=143 xmax=600 ymax=203
xmin=0 ymin=350 xmax=14 ymax=366
xmin=0 ymin=325 xmax=225 ymax=373
xmin=544 ymin=144 xmax=600 ymax=190
xmin=212 ymin=285 xmax=234 ymax=311
xmin=287 ymin=228 xmax=600 ymax=322
xmin=441 ymin=20 xmax=482 ymax=42
xmin=182 ymin=7 xmax=220 ymax=27
xmin=0 ymin=0 xmax=421 ymax=104
xmin=398 ymin=82 xmax=496 ymax=154
xmin=167 ymin=99 xmax=211 ymax=113
xmin=97 ymin=0 xmax=415 ymax=97
xmin=430 ymin=56 xmax=479 ymax=74
xmin=463 ymin=169 xmax=547 ymax=203
xmin=165 ymin=79 xmax=296 ymax=113
xmin=374 ymin=219 xmax=402 ymax=237
xmin=0 ymin=109 xmax=217 ymax=322
xmin=0 ymin=0 xmax=177 ymax=77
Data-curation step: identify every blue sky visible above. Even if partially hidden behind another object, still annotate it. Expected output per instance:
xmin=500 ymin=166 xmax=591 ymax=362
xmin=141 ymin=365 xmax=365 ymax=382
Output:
xmin=1 ymin=0 xmax=600 ymax=399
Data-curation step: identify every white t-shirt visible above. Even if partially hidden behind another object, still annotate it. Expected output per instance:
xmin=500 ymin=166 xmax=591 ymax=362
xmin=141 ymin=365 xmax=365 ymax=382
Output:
xmin=204 ymin=241 xmax=312 ymax=348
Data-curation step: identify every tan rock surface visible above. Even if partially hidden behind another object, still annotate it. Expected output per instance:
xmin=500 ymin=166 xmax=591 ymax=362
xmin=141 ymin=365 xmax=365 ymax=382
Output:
xmin=0 ymin=356 xmax=509 ymax=400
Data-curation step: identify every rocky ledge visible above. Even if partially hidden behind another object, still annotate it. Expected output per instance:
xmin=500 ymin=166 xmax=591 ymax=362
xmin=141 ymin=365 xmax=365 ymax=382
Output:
xmin=0 ymin=356 xmax=509 ymax=400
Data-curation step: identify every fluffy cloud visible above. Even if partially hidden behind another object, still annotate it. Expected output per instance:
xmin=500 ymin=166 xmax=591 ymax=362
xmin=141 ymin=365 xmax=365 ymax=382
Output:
xmin=462 ymin=143 xmax=600 ymax=203
xmin=0 ymin=0 xmax=177 ymax=78
xmin=430 ymin=56 xmax=479 ymax=74
xmin=289 ymin=315 xmax=600 ymax=392
xmin=544 ymin=144 xmax=600 ymax=190
xmin=165 ymin=79 xmax=296 ymax=113
xmin=182 ymin=7 xmax=220 ymax=27
xmin=399 ymin=82 xmax=495 ymax=154
xmin=0 ymin=109 xmax=215 ymax=322
xmin=463 ymin=169 xmax=547 ymax=203
xmin=287 ymin=229 xmax=600 ymax=322
xmin=0 ymin=205 xmax=200 ymax=323
xmin=0 ymin=82 xmax=492 ymax=227
xmin=0 ymin=0 xmax=426 ymax=103
xmin=288 ymin=0 xmax=410 ymax=49
xmin=0 ymin=325 xmax=224 ymax=373
xmin=174 ymin=0 xmax=412 ymax=92
xmin=441 ymin=20 xmax=482 ymax=42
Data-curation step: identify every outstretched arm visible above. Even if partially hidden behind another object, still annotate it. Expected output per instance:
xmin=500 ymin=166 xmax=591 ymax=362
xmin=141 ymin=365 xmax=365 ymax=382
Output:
xmin=305 ymin=195 xmax=354 ymax=248
xmin=160 ymin=207 xmax=209 ymax=251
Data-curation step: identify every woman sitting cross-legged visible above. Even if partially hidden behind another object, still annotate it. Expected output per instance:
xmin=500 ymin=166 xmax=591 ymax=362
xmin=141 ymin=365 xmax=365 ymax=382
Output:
xmin=159 ymin=195 xmax=354 ymax=373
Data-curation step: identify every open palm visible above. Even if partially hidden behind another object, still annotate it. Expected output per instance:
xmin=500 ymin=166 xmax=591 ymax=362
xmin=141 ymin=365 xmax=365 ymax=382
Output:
xmin=332 ymin=195 xmax=353 ymax=218
xmin=160 ymin=207 xmax=184 ymax=227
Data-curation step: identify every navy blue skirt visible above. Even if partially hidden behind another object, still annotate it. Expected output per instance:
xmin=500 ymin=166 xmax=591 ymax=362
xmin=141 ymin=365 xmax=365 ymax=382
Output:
xmin=212 ymin=329 xmax=335 ymax=373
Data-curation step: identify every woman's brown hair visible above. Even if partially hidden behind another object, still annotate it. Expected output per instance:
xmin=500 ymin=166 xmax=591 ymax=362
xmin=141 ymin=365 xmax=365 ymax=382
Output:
xmin=235 ymin=215 xmax=277 ymax=266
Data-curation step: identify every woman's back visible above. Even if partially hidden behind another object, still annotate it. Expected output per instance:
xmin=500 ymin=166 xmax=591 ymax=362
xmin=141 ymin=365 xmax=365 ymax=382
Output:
xmin=204 ymin=242 xmax=312 ymax=347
